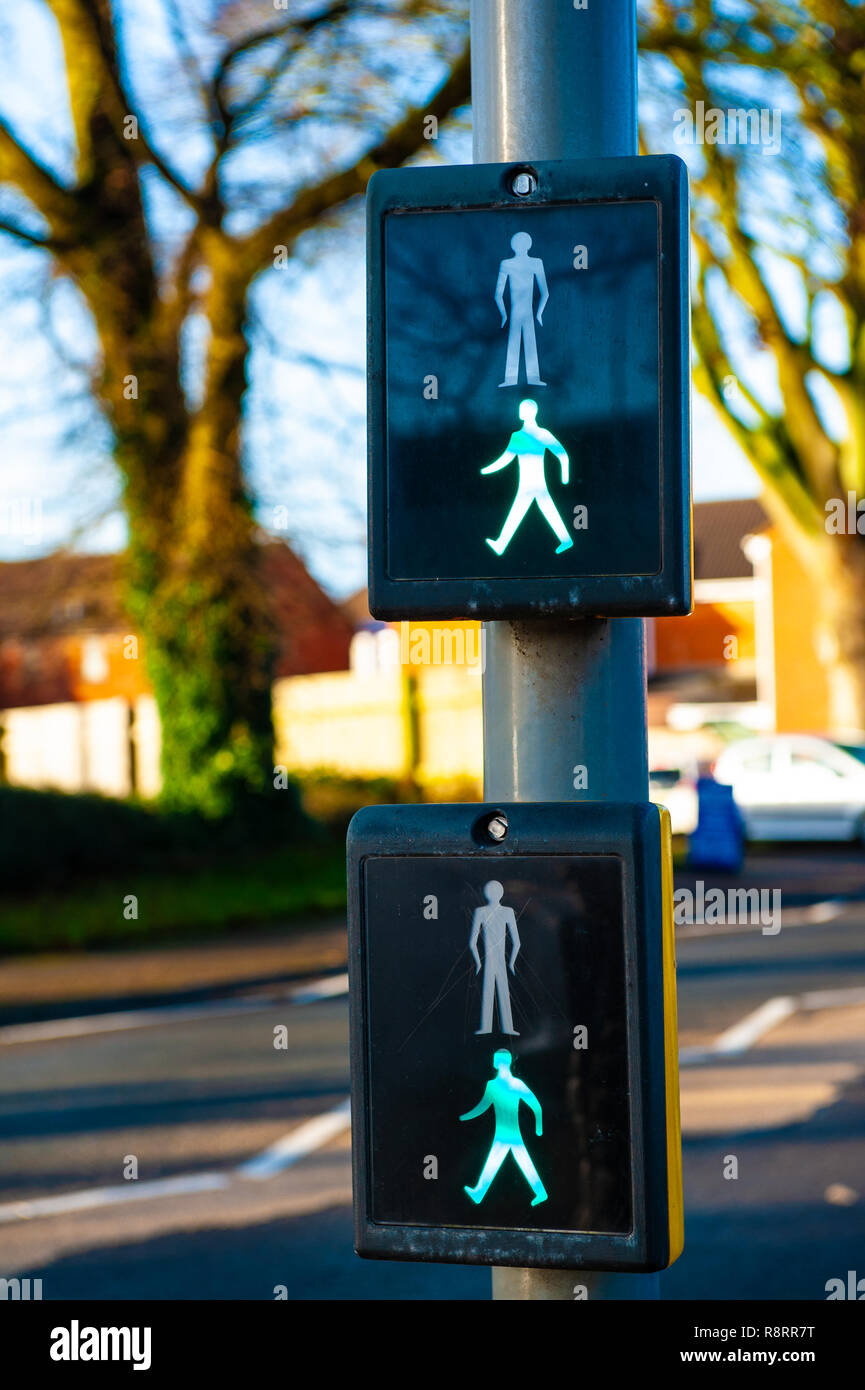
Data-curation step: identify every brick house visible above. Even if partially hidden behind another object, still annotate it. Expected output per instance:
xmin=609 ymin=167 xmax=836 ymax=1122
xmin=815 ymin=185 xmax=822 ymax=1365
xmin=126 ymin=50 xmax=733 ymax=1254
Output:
xmin=0 ymin=541 xmax=354 ymax=795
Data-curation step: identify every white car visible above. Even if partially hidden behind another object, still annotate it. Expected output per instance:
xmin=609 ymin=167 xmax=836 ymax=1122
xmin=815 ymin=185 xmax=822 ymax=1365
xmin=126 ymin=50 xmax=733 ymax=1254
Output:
xmin=713 ymin=734 xmax=865 ymax=841
xmin=649 ymin=768 xmax=699 ymax=836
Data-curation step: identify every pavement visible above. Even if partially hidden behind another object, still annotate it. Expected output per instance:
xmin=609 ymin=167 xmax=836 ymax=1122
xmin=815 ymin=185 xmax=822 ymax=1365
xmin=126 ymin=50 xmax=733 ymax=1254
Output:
xmin=1 ymin=848 xmax=865 ymax=1300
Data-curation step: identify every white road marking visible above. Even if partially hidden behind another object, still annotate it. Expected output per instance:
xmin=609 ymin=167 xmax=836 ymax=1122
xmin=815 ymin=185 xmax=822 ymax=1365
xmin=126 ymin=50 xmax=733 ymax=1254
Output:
xmin=0 ymin=972 xmax=350 ymax=1046
xmin=680 ymin=983 xmax=865 ymax=1067
xmin=237 ymin=1098 xmax=352 ymax=1180
xmin=711 ymin=995 xmax=798 ymax=1056
xmin=288 ymin=973 xmax=349 ymax=1005
xmin=792 ymin=900 xmax=846 ymax=926
xmin=0 ymin=1097 xmax=352 ymax=1225
xmin=825 ymin=1183 xmax=859 ymax=1207
xmin=0 ymin=1172 xmax=230 ymax=1223
xmin=680 ymin=996 xmax=795 ymax=1066
xmin=0 ymin=999 xmax=268 ymax=1045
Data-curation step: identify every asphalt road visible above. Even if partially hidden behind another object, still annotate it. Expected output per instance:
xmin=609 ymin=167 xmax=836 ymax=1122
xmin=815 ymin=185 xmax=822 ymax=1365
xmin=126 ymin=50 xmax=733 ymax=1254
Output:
xmin=2 ymin=853 xmax=865 ymax=1301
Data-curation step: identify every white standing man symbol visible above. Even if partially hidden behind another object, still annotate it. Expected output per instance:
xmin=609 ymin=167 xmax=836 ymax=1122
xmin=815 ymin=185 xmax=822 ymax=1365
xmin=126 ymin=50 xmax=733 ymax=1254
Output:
xmin=469 ymin=880 xmax=522 ymax=1036
xmin=495 ymin=232 xmax=549 ymax=387
xmin=481 ymin=399 xmax=573 ymax=557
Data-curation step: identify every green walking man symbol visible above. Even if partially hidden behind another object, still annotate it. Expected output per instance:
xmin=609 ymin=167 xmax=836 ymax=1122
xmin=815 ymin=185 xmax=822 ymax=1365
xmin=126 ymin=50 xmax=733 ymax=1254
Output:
xmin=481 ymin=399 xmax=573 ymax=557
xmin=460 ymin=1049 xmax=548 ymax=1207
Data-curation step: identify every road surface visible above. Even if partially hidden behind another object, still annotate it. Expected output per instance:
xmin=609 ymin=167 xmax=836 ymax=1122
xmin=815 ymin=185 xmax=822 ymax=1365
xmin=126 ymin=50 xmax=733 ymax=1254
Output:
xmin=2 ymin=859 xmax=865 ymax=1300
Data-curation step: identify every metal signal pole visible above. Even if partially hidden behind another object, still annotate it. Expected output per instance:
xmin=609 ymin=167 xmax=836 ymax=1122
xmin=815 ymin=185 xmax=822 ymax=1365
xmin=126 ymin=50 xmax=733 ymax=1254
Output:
xmin=471 ymin=0 xmax=660 ymax=1301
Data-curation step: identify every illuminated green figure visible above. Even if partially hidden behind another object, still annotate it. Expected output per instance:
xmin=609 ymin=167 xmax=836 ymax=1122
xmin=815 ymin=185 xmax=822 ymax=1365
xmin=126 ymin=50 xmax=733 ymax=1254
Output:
xmin=481 ymin=399 xmax=573 ymax=557
xmin=460 ymin=1049 xmax=548 ymax=1207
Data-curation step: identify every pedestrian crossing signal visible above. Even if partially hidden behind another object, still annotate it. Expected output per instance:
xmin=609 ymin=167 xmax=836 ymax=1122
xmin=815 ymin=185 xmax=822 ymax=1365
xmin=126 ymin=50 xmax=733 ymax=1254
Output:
xmin=367 ymin=155 xmax=691 ymax=620
xmin=348 ymin=800 xmax=683 ymax=1271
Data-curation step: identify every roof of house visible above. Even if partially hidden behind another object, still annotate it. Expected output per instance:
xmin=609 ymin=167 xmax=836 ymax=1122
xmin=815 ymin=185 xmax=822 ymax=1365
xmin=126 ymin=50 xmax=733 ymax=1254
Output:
xmin=0 ymin=552 xmax=125 ymax=642
xmin=264 ymin=543 xmax=354 ymax=678
xmin=0 ymin=541 xmax=353 ymax=682
xmin=340 ymin=586 xmax=374 ymax=629
xmin=693 ymin=497 xmax=768 ymax=581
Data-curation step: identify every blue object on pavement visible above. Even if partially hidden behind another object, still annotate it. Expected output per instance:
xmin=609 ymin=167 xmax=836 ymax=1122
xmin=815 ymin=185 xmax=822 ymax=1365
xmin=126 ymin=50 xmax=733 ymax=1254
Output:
xmin=688 ymin=776 xmax=745 ymax=872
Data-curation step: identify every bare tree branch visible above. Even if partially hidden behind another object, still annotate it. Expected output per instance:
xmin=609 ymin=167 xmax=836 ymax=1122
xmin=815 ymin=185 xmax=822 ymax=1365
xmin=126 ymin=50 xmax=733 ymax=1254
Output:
xmin=0 ymin=116 xmax=81 ymax=237
xmin=235 ymin=41 xmax=470 ymax=276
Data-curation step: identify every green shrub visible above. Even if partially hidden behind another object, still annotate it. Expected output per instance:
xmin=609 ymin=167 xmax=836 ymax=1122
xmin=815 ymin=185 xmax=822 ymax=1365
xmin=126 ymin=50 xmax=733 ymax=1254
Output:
xmin=0 ymin=782 xmax=309 ymax=891
xmin=0 ymin=843 xmax=347 ymax=953
xmin=296 ymin=768 xmax=420 ymax=834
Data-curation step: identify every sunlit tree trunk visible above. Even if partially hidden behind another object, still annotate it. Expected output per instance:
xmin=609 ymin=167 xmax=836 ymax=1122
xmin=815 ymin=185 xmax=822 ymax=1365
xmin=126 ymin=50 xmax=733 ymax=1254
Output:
xmin=143 ymin=254 xmax=274 ymax=816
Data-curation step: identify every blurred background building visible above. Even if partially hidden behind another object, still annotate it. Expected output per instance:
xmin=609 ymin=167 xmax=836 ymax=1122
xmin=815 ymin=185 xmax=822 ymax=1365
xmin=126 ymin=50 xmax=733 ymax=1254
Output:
xmin=0 ymin=497 xmax=845 ymax=801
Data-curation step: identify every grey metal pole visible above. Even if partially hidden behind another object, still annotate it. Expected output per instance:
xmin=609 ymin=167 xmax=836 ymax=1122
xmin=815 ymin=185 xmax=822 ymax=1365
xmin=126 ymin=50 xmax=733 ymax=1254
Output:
xmin=471 ymin=0 xmax=659 ymax=1301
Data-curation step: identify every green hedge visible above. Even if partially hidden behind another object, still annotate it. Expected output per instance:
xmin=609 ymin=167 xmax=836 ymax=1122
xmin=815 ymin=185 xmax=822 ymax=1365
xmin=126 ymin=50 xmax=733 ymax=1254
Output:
xmin=0 ymin=770 xmax=478 ymax=894
xmin=0 ymin=843 xmax=347 ymax=953
xmin=296 ymin=769 xmax=419 ymax=834
xmin=0 ymin=783 xmax=310 ymax=891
